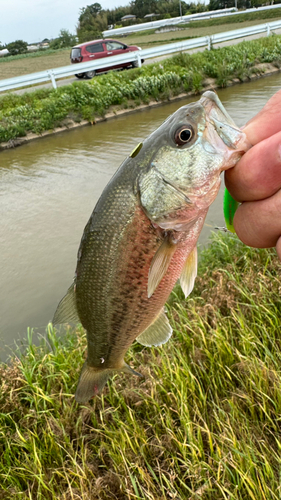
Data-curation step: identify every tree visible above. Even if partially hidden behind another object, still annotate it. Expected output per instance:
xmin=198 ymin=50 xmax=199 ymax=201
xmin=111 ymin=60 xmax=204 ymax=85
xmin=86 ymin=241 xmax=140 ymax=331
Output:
xmin=77 ymin=26 xmax=103 ymax=43
xmin=6 ymin=40 xmax=28 ymax=55
xmin=105 ymin=6 xmax=132 ymax=25
xmin=156 ymin=0 xmax=191 ymax=18
xmin=130 ymin=0 xmax=157 ymax=19
xmin=129 ymin=0 xmax=205 ymax=20
xmin=49 ymin=29 xmax=77 ymax=49
xmin=250 ymin=0 xmax=263 ymax=7
xmin=185 ymin=1 xmax=208 ymax=14
xmin=77 ymin=13 xmax=107 ymax=43
xmin=77 ymin=4 xmax=107 ymax=43
xmin=81 ymin=3 xmax=102 ymax=17
xmin=79 ymin=3 xmax=103 ymax=25
xmin=209 ymin=0 xmax=250 ymax=9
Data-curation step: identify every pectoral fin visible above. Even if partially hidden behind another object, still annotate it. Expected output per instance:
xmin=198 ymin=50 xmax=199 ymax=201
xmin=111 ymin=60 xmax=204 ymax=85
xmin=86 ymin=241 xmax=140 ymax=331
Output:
xmin=53 ymin=282 xmax=80 ymax=325
xmin=136 ymin=308 xmax=172 ymax=347
xmin=180 ymin=246 xmax=197 ymax=298
xmin=148 ymin=236 xmax=176 ymax=298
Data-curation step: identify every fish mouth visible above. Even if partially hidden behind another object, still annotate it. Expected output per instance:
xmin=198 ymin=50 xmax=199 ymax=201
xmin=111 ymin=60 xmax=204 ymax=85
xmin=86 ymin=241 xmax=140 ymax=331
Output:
xmin=199 ymin=91 xmax=251 ymax=170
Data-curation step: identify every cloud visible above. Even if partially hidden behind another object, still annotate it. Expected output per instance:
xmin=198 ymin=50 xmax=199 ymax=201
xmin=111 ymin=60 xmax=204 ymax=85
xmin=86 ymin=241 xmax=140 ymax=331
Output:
xmin=0 ymin=0 xmax=126 ymax=44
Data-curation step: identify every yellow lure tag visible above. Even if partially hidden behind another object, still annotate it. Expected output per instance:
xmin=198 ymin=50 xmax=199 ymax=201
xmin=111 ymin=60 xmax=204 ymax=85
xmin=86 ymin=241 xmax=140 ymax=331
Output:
xmin=130 ymin=143 xmax=143 ymax=158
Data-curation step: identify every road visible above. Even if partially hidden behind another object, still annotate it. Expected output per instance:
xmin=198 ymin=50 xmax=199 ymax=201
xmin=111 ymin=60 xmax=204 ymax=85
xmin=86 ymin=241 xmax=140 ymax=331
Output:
xmin=6 ymin=28 xmax=281 ymax=96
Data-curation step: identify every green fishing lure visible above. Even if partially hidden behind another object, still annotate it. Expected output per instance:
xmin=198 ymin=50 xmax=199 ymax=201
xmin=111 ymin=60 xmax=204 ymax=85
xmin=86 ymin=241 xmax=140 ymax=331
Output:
xmin=223 ymin=188 xmax=239 ymax=233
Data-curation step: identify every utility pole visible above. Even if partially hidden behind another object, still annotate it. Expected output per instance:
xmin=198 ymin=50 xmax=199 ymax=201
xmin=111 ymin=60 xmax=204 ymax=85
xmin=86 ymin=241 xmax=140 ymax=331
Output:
xmin=179 ymin=0 xmax=182 ymax=18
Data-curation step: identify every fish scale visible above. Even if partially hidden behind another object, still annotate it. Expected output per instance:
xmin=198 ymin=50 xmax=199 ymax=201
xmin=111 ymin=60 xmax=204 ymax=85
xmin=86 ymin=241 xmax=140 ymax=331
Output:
xmin=53 ymin=91 xmax=251 ymax=403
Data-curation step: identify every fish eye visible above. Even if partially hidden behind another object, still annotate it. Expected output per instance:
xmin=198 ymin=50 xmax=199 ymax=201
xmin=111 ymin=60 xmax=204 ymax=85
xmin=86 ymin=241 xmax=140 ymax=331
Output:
xmin=174 ymin=126 xmax=194 ymax=146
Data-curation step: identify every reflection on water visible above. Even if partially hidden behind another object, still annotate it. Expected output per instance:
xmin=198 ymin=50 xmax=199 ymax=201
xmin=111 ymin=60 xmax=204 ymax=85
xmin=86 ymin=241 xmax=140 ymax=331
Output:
xmin=0 ymin=73 xmax=280 ymax=356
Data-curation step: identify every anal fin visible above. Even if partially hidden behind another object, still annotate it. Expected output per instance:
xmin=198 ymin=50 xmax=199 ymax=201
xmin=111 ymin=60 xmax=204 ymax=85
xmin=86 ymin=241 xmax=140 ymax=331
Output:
xmin=148 ymin=236 xmax=176 ymax=298
xmin=136 ymin=308 xmax=172 ymax=347
xmin=180 ymin=246 xmax=197 ymax=298
xmin=53 ymin=282 xmax=80 ymax=325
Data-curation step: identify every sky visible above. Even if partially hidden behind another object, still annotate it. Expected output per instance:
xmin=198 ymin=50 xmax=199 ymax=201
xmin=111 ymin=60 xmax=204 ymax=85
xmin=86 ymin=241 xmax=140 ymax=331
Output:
xmin=0 ymin=0 xmax=127 ymax=45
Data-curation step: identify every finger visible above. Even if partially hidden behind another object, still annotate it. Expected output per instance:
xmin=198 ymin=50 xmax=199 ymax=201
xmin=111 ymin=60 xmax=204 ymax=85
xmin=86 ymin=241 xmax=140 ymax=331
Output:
xmin=233 ymin=188 xmax=281 ymax=248
xmin=276 ymin=236 xmax=281 ymax=261
xmin=225 ymin=131 xmax=281 ymax=202
xmin=243 ymin=89 xmax=281 ymax=145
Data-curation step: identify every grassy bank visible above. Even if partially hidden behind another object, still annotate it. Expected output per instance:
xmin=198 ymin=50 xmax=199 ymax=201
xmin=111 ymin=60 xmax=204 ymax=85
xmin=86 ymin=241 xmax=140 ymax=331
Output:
xmin=1 ymin=35 xmax=281 ymax=146
xmin=1 ymin=232 xmax=281 ymax=499
xmin=0 ymin=48 xmax=72 ymax=81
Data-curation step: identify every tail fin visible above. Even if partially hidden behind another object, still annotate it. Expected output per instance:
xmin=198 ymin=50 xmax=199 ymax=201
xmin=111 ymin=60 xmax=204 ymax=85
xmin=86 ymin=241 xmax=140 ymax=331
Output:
xmin=75 ymin=361 xmax=144 ymax=403
xmin=75 ymin=362 xmax=113 ymax=403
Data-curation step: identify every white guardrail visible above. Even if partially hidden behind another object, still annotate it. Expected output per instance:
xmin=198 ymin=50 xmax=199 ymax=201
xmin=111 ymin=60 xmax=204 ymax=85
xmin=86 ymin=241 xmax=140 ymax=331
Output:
xmin=103 ymin=4 xmax=281 ymax=37
xmin=103 ymin=8 xmax=237 ymax=37
xmin=0 ymin=20 xmax=281 ymax=93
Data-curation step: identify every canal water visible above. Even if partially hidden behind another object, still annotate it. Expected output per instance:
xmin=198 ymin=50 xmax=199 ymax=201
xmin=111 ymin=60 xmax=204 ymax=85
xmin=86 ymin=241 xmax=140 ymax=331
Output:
xmin=0 ymin=73 xmax=280 ymax=357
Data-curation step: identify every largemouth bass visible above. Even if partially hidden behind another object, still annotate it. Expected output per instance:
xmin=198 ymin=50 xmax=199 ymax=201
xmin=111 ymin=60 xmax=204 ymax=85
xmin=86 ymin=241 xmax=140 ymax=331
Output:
xmin=53 ymin=91 xmax=250 ymax=403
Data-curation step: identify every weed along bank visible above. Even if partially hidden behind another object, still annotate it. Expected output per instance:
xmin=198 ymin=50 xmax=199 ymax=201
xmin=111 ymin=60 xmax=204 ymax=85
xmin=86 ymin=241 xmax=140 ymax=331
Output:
xmin=0 ymin=235 xmax=281 ymax=498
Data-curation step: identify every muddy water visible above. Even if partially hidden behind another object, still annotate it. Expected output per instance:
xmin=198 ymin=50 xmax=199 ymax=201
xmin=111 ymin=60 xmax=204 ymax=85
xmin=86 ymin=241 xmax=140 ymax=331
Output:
xmin=0 ymin=73 xmax=280 ymax=356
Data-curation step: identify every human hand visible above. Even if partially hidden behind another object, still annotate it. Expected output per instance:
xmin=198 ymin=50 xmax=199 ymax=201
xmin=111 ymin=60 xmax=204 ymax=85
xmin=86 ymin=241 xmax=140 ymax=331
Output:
xmin=225 ymin=89 xmax=281 ymax=260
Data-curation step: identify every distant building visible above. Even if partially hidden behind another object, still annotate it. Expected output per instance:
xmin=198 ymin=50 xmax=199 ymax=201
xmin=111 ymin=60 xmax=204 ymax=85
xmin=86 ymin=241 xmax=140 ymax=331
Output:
xmin=144 ymin=13 xmax=161 ymax=18
xmin=121 ymin=14 xmax=136 ymax=21
xmin=0 ymin=48 xmax=9 ymax=57
xmin=27 ymin=45 xmax=39 ymax=52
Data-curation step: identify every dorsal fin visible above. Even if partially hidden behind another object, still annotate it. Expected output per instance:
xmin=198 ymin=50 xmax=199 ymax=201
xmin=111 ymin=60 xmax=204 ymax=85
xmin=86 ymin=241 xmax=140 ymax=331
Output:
xmin=53 ymin=282 xmax=80 ymax=325
xmin=180 ymin=246 xmax=197 ymax=298
xmin=136 ymin=308 xmax=172 ymax=347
